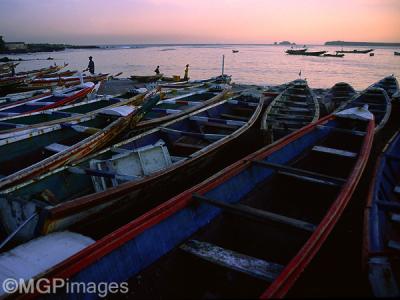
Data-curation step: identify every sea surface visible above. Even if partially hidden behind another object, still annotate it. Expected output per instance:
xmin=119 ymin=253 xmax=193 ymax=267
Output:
xmin=7 ymin=44 xmax=400 ymax=89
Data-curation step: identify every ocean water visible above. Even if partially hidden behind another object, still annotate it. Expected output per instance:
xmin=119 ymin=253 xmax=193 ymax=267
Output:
xmin=6 ymin=44 xmax=400 ymax=89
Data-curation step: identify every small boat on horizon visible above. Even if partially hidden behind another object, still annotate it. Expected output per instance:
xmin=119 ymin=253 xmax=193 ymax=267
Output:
xmin=336 ymin=49 xmax=374 ymax=54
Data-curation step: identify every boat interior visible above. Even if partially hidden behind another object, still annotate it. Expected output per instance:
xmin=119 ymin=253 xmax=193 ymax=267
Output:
xmin=111 ymin=117 xmax=370 ymax=299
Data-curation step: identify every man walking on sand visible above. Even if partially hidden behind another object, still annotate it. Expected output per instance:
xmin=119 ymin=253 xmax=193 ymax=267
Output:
xmin=84 ymin=56 xmax=95 ymax=74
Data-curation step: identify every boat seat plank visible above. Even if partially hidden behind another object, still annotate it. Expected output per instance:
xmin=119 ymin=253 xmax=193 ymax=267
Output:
xmin=201 ymin=121 xmax=238 ymax=130
xmin=284 ymin=93 xmax=308 ymax=98
xmin=274 ymin=106 xmax=310 ymax=112
xmin=173 ymin=141 xmax=204 ymax=150
xmin=220 ymin=113 xmax=249 ymax=121
xmin=265 ymin=119 xmax=308 ymax=125
xmin=393 ymin=186 xmax=400 ymax=194
xmin=193 ymin=194 xmax=316 ymax=232
xmin=161 ymin=127 xmax=227 ymax=141
xmin=269 ymin=113 xmax=313 ymax=120
xmin=68 ymin=166 xmax=138 ymax=181
xmin=251 ymin=160 xmax=346 ymax=187
xmin=180 ymin=240 xmax=284 ymax=282
xmin=277 ymin=100 xmax=309 ymax=106
xmin=316 ymin=125 xmax=366 ymax=137
xmin=312 ymin=146 xmax=357 ymax=158
xmin=45 ymin=143 xmax=69 ymax=153
xmin=190 ymin=116 xmax=246 ymax=127
xmin=388 ymin=240 xmax=400 ymax=251
xmin=391 ymin=214 xmax=400 ymax=223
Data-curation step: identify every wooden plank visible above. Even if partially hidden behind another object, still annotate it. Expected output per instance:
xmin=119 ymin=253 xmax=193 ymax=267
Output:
xmin=68 ymin=166 xmax=137 ymax=181
xmin=193 ymin=194 xmax=316 ymax=232
xmin=252 ymin=160 xmax=346 ymax=187
xmin=316 ymin=125 xmax=366 ymax=137
xmin=394 ymin=186 xmax=400 ymax=194
xmin=45 ymin=143 xmax=69 ymax=153
xmin=180 ymin=240 xmax=284 ymax=282
xmin=391 ymin=214 xmax=400 ymax=223
xmin=173 ymin=141 xmax=204 ymax=150
xmin=312 ymin=145 xmax=357 ymax=158
xmin=220 ymin=113 xmax=248 ymax=121
xmin=388 ymin=240 xmax=400 ymax=251
xmin=269 ymin=113 xmax=313 ymax=120
xmin=276 ymin=100 xmax=309 ymax=106
xmin=161 ymin=127 xmax=227 ymax=141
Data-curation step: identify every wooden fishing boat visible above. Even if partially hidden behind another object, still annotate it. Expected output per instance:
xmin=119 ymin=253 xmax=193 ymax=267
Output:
xmin=0 ymin=74 xmax=27 ymax=89
xmin=9 ymin=105 xmax=374 ymax=299
xmin=37 ymin=69 xmax=77 ymax=79
xmin=261 ymin=79 xmax=320 ymax=142
xmin=0 ymin=82 xmax=95 ymax=117
xmin=363 ymin=131 xmax=400 ymax=297
xmin=320 ymin=82 xmax=357 ymax=114
xmin=285 ymin=48 xmax=307 ymax=55
xmin=369 ymin=75 xmax=399 ymax=98
xmin=336 ymin=49 xmax=374 ymax=54
xmin=0 ymin=92 xmax=263 ymax=242
xmin=338 ymin=87 xmax=391 ymax=133
xmin=0 ymin=64 xmax=66 ymax=79
xmin=323 ymin=53 xmax=344 ymax=58
xmin=130 ymin=74 xmax=164 ymax=83
xmin=0 ymin=89 xmax=51 ymax=105
xmin=135 ymin=85 xmax=229 ymax=131
xmin=0 ymin=95 xmax=140 ymax=139
xmin=0 ymin=91 xmax=159 ymax=191
xmin=286 ymin=50 xmax=327 ymax=56
xmin=17 ymin=73 xmax=108 ymax=90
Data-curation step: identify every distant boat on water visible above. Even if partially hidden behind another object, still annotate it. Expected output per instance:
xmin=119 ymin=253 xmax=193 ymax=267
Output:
xmin=336 ymin=49 xmax=374 ymax=54
xmin=395 ymin=51 xmax=400 ymax=56
xmin=232 ymin=50 xmax=239 ymax=53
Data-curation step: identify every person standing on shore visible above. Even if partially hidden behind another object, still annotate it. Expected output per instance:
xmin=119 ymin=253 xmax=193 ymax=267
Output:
xmin=184 ymin=64 xmax=189 ymax=80
xmin=154 ymin=65 xmax=160 ymax=75
xmin=84 ymin=56 xmax=95 ymax=74
xmin=10 ymin=64 xmax=15 ymax=77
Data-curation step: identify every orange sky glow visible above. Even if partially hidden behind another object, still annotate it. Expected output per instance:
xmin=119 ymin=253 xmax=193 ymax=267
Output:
xmin=0 ymin=0 xmax=399 ymax=44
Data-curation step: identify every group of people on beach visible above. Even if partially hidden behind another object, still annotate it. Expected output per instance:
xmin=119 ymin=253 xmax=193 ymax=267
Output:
xmin=84 ymin=56 xmax=190 ymax=80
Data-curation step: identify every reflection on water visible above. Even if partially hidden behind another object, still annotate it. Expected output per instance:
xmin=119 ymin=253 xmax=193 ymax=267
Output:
xmin=7 ymin=45 xmax=400 ymax=89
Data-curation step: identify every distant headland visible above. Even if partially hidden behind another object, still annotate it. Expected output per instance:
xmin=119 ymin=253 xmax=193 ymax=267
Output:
xmin=0 ymin=36 xmax=99 ymax=54
xmin=325 ymin=41 xmax=400 ymax=47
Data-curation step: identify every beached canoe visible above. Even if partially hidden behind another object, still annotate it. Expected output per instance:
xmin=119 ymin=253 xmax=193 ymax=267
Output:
xmin=0 ymin=82 xmax=95 ymax=117
xmin=0 ymin=89 xmax=51 ymax=105
xmin=0 ymin=95 xmax=142 ymax=139
xmin=261 ymin=79 xmax=320 ymax=142
xmin=17 ymin=73 xmax=108 ymax=90
xmin=135 ymin=85 xmax=229 ymax=131
xmin=36 ymin=69 xmax=77 ymax=79
xmin=11 ymin=105 xmax=374 ymax=299
xmin=0 ymin=75 xmax=27 ymax=89
xmin=0 ymin=91 xmax=159 ymax=191
xmin=0 ymin=64 xmax=66 ymax=79
xmin=130 ymin=74 xmax=164 ymax=83
xmin=0 ymin=91 xmax=263 ymax=242
xmin=319 ymin=82 xmax=357 ymax=115
xmin=369 ymin=75 xmax=399 ymax=98
xmin=363 ymin=131 xmax=400 ymax=297
xmin=338 ymin=87 xmax=391 ymax=133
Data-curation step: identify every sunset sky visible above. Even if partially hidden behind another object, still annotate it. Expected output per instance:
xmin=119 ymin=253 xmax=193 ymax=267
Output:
xmin=0 ymin=0 xmax=399 ymax=44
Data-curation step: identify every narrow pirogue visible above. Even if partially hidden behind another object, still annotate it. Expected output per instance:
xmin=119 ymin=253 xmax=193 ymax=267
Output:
xmin=0 ymin=91 xmax=263 ymax=242
xmin=323 ymin=82 xmax=357 ymax=112
xmin=261 ymin=79 xmax=320 ymax=142
xmin=369 ymin=75 xmax=399 ymax=99
xmin=0 ymin=91 xmax=159 ymax=191
xmin=363 ymin=131 xmax=400 ymax=297
xmin=0 ymin=105 xmax=374 ymax=299
xmin=338 ymin=86 xmax=391 ymax=133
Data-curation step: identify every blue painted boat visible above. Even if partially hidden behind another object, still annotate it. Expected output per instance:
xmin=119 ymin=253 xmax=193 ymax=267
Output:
xmin=261 ymin=79 xmax=320 ymax=142
xmin=338 ymin=87 xmax=391 ymax=133
xmin=369 ymin=75 xmax=399 ymax=99
xmin=364 ymin=131 xmax=400 ymax=297
xmin=8 ymin=106 xmax=374 ymax=299
xmin=0 ymin=92 xmax=159 ymax=191
xmin=0 ymin=91 xmax=263 ymax=242
xmin=0 ymin=96 xmax=133 ymax=139
xmin=0 ymin=82 xmax=95 ymax=117
xmin=320 ymin=82 xmax=357 ymax=114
